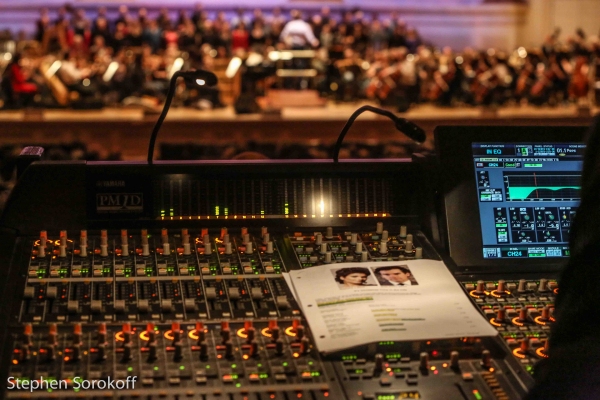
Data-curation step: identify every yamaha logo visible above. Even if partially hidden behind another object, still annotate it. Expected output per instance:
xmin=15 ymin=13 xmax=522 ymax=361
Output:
xmin=96 ymin=193 xmax=143 ymax=212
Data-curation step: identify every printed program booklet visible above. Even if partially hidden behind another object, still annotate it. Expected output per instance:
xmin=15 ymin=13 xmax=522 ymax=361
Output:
xmin=284 ymin=260 xmax=497 ymax=353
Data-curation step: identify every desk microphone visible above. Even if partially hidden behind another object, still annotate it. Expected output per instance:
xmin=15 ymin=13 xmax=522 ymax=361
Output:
xmin=332 ymin=105 xmax=426 ymax=162
xmin=147 ymin=69 xmax=218 ymax=165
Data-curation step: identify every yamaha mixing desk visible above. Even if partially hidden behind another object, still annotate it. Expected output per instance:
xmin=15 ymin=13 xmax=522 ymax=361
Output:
xmin=0 ymin=125 xmax=588 ymax=399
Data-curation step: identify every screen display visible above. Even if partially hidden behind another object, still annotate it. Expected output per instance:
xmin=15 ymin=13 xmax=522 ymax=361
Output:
xmin=472 ymin=142 xmax=585 ymax=259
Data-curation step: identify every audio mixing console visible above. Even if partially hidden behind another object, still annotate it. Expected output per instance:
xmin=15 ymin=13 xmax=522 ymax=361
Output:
xmin=460 ymin=278 xmax=557 ymax=374
xmin=2 ymin=226 xmax=529 ymax=399
xmin=0 ymin=126 xmax=588 ymax=400
xmin=436 ymin=126 xmax=587 ymax=394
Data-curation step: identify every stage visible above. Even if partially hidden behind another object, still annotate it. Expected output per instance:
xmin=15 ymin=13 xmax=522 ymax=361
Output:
xmin=0 ymin=102 xmax=595 ymax=160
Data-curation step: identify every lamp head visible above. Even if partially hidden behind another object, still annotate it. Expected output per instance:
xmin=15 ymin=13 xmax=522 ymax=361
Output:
xmin=175 ymin=69 xmax=218 ymax=88
xmin=394 ymin=118 xmax=427 ymax=144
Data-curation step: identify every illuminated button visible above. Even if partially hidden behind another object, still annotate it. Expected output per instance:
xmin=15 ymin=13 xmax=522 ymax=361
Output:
xmin=222 ymin=375 xmax=234 ymax=384
xmin=158 ymin=268 xmax=168 ymax=276
xmin=28 ymin=269 xmax=38 ymax=278
xmin=265 ymin=266 xmax=275 ymax=273
xmin=201 ymin=267 xmax=210 ymax=275
xmin=115 ymin=269 xmax=125 ymax=276
xmin=195 ymin=376 xmax=208 ymax=385
xmin=379 ymin=377 xmax=392 ymax=387
xmin=244 ymin=266 xmax=254 ymax=274
xmin=93 ymin=269 xmax=103 ymax=277
xmin=50 ymin=270 xmax=59 ymax=278
xmin=180 ymin=268 xmax=189 ymax=275
xmin=462 ymin=372 xmax=474 ymax=381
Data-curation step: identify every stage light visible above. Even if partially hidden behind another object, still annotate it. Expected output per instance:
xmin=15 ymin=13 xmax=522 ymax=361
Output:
xmin=168 ymin=57 xmax=184 ymax=79
xmin=245 ymin=53 xmax=264 ymax=67
xmin=103 ymin=61 xmax=119 ymax=82
xmin=46 ymin=60 xmax=62 ymax=78
xmin=226 ymin=57 xmax=243 ymax=78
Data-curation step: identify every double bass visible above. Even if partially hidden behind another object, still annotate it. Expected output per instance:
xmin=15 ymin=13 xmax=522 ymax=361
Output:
xmin=569 ymin=56 xmax=590 ymax=100
xmin=365 ymin=65 xmax=399 ymax=102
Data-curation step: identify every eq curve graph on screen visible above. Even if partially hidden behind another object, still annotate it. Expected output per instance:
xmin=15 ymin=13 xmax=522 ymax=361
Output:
xmin=503 ymin=172 xmax=581 ymax=201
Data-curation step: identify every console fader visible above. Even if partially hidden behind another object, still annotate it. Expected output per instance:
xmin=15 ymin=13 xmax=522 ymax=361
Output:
xmin=0 ymin=159 xmax=531 ymax=399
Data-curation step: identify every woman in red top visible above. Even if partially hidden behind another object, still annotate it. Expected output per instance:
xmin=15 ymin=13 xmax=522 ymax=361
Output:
xmin=9 ymin=54 xmax=38 ymax=95
xmin=2 ymin=53 xmax=38 ymax=108
xmin=231 ymin=23 xmax=249 ymax=53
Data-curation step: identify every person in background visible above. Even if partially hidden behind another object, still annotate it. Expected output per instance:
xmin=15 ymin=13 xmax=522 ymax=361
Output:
xmin=115 ymin=5 xmax=130 ymax=26
xmin=92 ymin=15 xmax=112 ymax=47
xmin=4 ymin=53 xmax=38 ymax=107
xmin=138 ymin=8 xmax=149 ymax=28
xmin=156 ymin=8 xmax=172 ymax=31
xmin=231 ymin=23 xmax=250 ymax=53
xmin=93 ymin=7 xmax=108 ymax=32
xmin=192 ymin=3 xmax=206 ymax=32
xmin=280 ymin=10 xmax=319 ymax=50
xmin=231 ymin=8 xmax=250 ymax=29
xmin=35 ymin=9 xmax=50 ymax=43
xmin=269 ymin=7 xmax=286 ymax=28
xmin=142 ymin=20 xmax=162 ymax=53
xmin=525 ymin=114 xmax=600 ymax=400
